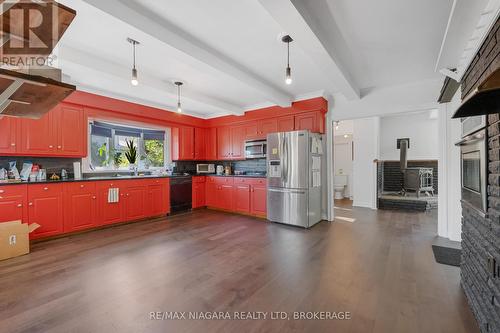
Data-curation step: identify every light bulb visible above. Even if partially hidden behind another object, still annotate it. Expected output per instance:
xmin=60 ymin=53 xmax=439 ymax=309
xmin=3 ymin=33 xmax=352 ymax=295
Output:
xmin=131 ymin=68 xmax=138 ymax=86
xmin=285 ymin=66 xmax=292 ymax=85
xmin=177 ymin=102 xmax=182 ymax=113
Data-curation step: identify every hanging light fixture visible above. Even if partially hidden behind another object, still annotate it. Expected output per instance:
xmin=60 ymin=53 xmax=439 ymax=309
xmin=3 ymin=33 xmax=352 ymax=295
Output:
xmin=335 ymin=121 xmax=340 ymax=130
xmin=174 ymin=81 xmax=183 ymax=113
xmin=282 ymin=35 xmax=293 ymax=85
xmin=127 ymin=38 xmax=140 ymax=86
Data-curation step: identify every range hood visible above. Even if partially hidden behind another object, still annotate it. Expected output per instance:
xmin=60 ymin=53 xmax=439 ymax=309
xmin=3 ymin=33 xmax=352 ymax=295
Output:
xmin=452 ymin=68 xmax=500 ymax=118
xmin=0 ymin=0 xmax=76 ymax=119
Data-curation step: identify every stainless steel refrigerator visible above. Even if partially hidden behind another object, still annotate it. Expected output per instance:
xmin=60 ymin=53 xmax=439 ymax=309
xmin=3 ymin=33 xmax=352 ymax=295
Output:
xmin=267 ymin=130 xmax=323 ymax=228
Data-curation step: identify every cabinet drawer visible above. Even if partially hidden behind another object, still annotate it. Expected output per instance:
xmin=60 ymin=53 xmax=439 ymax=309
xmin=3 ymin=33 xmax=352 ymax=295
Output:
xmin=0 ymin=184 xmax=27 ymax=198
xmin=97 ymin=181 xmax=124 ymax=189
xmin=234 ymin=177 xmax=250 ymax=184
xmin=28 ymin=183 xmax=63 ymax=197
xmin=247 ymin=178 xmax=267 ymax=186
xmin=193 ymin=176 xmax=206 ymax=183
xmin=64 ymin=182 xmax=96 ymax=194
xmin=214 ymin=177 xmax=234 ymax=185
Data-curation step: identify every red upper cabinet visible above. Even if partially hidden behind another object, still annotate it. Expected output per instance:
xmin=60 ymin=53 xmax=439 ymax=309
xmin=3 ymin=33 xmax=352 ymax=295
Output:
xmin=172 ymin=126 xmax=195 ymax=160
xmin=17 ymin=104 xmax=86 ymax=157
xmin=19 ymin=112 xmax=54 ymax=155
xmin=63 ymin=182 xmax=98 ymax=233
xmin=259 ymin=118 xmax=278 ymax=137
xmin=244 ymin=121 xmax=259 ymax=139
xmin=206 ymin=127 xmax=218 ymax=160
xmin=295 ymin=112 xmax=324 ymax=134
xmin=55 ymin=105 xmax=86 ymax=156
xmin=277 ymin=116 xmax=295 ymax=132
xmin=194 ymin=127 xmax=207 ymax=160
xmin=28 ymin=184 xmax=64 ymax=239
xmin=0 ymin=185 xmax=27 ymax=223
xmin=230 ymin=125 xmax=246 ymax=160
xmin=0 ymin=117 xmax=18 ymax=154
xmin=217 ymin=126 xmax=232 ymax=159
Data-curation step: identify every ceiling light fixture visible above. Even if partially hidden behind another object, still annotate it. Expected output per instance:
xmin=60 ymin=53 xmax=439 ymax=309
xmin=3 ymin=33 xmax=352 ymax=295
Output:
xmin=127 ymin=38 xmax=140 ymax=86
xmin=334 ymin=121 xmax=340 ymax=130
xmin=282 ymin=35 xmax=293 ymax=85
xmin=174 ymin=81 xmax=183 ymax=113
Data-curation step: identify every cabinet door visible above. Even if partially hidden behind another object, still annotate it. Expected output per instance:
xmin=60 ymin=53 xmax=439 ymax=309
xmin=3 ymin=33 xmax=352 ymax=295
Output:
xmin=205 ymin=178 xmax=217 ymax=207
xmin=259 ymin=118 xmax=278 ymax=137
xmin=124 ymin=185 xmax=148 ymax=221
xmin=97 ymin=182 xmax=124 ymax=225
xmin=179 ymin=127 xmax=195 ymax=160
xmin=206 ymin=127 xmax=218 ymax=160
xmin=148 ymin=184 xmax=164 ymax=217
xmin=28 ymin=184 xmax=64 ymax=239
xmin=0 ymin=117 xmax=18 ymax=154
xmin=234 ymin=184 xmax=250 ymax=214
xmin=192 ymin=182 xmax=206 ymax=208
xmin=194 ymin=127 xmax=206 ymax=160
xmin=56 ymin=105 xmax=85 ymax=157
xmin=295 ymin=112 xmax=323 ymax=133
xmin=217 ymin=127 xmax=231 ymax=159
xmin=0 ymin=185 xmax=27 ymax=223
xmin=278 ymin=116 xmax=295 ymax=132
xmin=219 ymin=185 xmax=234 ymax=210
xmin=64 ymin=183 xmax=97 ymax=232
xmin=244 ymin=121 xmax=259 ymax=140
xmin=19 ymin=112 xmax=55 ymax=155
xmin=230 ymin=125 xmax=246 ymax=159
xmin=251 ymin=185 xmax=267 ymax=217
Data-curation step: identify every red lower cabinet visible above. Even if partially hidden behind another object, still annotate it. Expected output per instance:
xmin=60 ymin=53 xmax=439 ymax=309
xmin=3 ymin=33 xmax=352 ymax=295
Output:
xmin=64 ymin=182 xmax=98 ymax=232
xmin=148 ymin=183 xmax=164 ymax=216
xmin=124 ymin=183 xmax=148 ymax=221
xmin=192 ymin=176 xmax=206 ymax=208
xmin=234 ymin=184 xmax=250 ymax=214
xmin=97 ymin=181 xmax=125 ymax=226
xmin=28 ymin=184 xmax=64 ymax=239
xmin=0 ymin=185 xmax=27 ymax=223
xmin=250 ymin=182 xmax=267 ymax=217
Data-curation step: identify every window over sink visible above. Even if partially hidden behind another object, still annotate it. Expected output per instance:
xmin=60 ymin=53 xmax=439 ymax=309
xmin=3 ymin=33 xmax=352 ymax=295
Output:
xmin=84 ymin=120 xmax=170 ymax=172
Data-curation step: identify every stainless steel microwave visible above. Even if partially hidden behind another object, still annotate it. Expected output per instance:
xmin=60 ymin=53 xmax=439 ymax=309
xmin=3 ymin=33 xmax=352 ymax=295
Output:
xmin=196 ymin=164 xmax=215 ymax=174
xmin=245 ymin=140 xmax=267 ymax=159
xmin=456 ymin=129 xmax=487 ymax=215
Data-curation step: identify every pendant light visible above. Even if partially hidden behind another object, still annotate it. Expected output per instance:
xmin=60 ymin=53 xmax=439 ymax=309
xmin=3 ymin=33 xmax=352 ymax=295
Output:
xmin=335 ymin=121 xmax=340 ymax=130
xmin=175 ymin=81 xmax=183 ymax=113
xmin=127 ymin=38 xmax=140 ymax=86
xmin=282 ymin=35 xmax=293 ymax=85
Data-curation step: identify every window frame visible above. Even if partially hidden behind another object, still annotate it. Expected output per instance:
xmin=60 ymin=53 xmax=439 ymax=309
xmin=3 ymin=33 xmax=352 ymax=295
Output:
xmin=82 ymin=119 xmax=171 ymax=174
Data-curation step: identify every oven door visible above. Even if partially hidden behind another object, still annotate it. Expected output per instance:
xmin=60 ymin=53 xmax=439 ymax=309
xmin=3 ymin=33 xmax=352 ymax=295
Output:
xmin=245 ymin=141 xmax=266 ymax=159
xmin=457 ymin=129 xmax=487 ymax=214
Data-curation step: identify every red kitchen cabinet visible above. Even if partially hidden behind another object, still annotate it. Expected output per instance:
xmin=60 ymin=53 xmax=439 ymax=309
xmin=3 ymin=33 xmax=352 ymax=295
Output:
xmin=192 ymin=176 xmax=206 ymax=208
xmin=244 ymin=121 xmax=259 ymax=139
xmin=63 ymin=182 xmax=98 ymax=232
xmin=219 ymin=184 xmax=234 ymax=210
xmin=0 ymin=117 xmax=18 ymax=154
xmin=124 ymin=183 xmax=148 ymax=221
xmin=234 ymin=184 xmax=250 ymax=214
xmin=194 ymin=127 xmax=205 ymax=160
xmin=205 ymin=177 xmax=218 ymax=207
xmin=295 ymin=112 xmax=324 ymax=133
xmin=148 ymin=183 xmax=165 ymax=217
xmin=55 ymin=105 xmax=85 ymax=156
xmin=19 ymin=112 xmax=54 ymax=155
xmin=217 ymin=127 xmax=232 ymax=159
xmin=277 ymin=116 xmax=295 ymax=132
xmin=250 ymin=180 xmax=267 ymax=217
xmin=172 ymin=126 xmax=195 ymax=160
xmin=206 ymin=127 xmax=218 ymax=160
xmin=230 ymin=125 xmax=246 ymax=159
xmin=259 ymin=118 xmax=278 ymax=137
xmin=0 ymin=185 xmax=27 ymax=223
xmin=28 ymin=184 xmax=64 ymax=239
xmin=97 ymin=181 xmax=124 ymax=226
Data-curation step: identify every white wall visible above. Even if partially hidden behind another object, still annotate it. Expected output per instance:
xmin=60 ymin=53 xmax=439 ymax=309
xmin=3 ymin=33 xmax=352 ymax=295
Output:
xmin=438 ymin=90 xmax=462 ymax=241
xmin=379 ymin=110 xmax=439 ymax=160
xmin=352 ymin=117 xmax=379 ymax=209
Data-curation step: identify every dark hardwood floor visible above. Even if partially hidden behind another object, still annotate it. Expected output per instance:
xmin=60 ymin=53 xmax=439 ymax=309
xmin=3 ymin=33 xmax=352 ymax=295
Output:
xmin=0 ymin=205 xmax=479 ymax=333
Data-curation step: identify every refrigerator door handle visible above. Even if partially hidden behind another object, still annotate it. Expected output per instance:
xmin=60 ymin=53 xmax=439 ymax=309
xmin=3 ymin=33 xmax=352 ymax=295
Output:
xmin=284 ymin=136 xmax=288 ymax=184
xmin=268 ymin=188 xmax=306 ymax=195
xmin=281 ymin=136 xmax=286 ymax=183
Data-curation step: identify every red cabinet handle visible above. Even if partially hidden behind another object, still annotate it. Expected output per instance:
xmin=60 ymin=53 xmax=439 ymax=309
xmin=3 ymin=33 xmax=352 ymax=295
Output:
xmin=57 ymin=146 xmax=62 ymax=149
xmin=10 ymin=143 xmax=15 ymax=147
xmin=29 ymin=202 xmax=33 ymax=206
xmin=17 ymin=204 xmax=22 ymax=208
xmin=92 ymin=196 xmax=96 ymax=200
xmin=0 ymin=190 xmax=4 ymax=194
xmin=43 ymin=187 xmax=48 ymax=191
xmin=49 ymin=145 xmax=53 ymax=149
xmin=80 ymin=185 xmax=85 ymax=188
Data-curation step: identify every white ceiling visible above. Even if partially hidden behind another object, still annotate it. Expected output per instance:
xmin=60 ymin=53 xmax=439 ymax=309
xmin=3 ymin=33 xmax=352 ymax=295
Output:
xmin=54 ymin=0 xmax=497 ymax=119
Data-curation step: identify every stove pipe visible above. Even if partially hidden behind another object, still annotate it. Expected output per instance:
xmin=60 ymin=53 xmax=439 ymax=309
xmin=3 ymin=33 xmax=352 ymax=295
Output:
xmin=399 ymin=139 xmax=409 ymax=171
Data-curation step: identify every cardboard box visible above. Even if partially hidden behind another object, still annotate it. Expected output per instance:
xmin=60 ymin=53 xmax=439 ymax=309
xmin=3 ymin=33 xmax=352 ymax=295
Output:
xmin=0 ymin=221 xmax=40 ymax=261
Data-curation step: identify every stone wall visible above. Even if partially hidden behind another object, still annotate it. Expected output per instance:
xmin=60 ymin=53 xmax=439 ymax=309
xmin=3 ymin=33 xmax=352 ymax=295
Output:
xmin=460 ymin=17 xmax=500 ymax=333
xmin=377 ymin=160 xmax=438 ymax=194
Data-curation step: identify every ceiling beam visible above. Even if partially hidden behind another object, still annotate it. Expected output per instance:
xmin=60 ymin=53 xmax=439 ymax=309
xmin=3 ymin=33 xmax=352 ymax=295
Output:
xmin=258 ymin=0 xmax=360 ymax=100
xmin=81 ymin=0 xmax=293 ymax=107
xmin=58 ymin=45 xmax=244 ymax=115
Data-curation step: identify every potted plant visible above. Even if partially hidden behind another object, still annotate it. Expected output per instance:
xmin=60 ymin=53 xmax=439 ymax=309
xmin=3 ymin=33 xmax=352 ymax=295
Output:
xmin=125 ymin=139 xmax=137 ymax=172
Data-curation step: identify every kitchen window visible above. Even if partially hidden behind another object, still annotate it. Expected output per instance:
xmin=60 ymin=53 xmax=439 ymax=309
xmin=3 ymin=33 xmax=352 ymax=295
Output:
xmin=85 ymin=120 xmax=170 ymax=172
